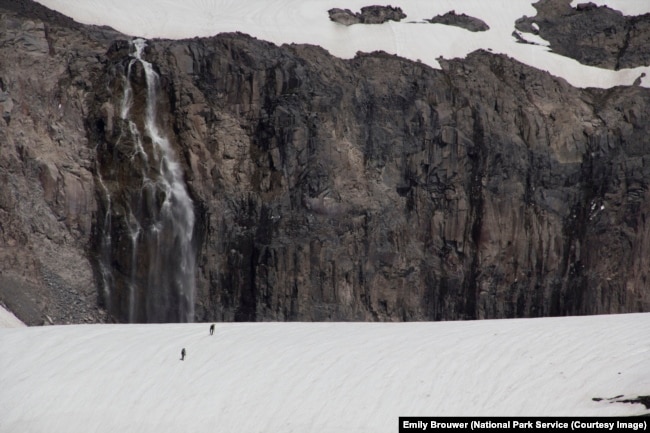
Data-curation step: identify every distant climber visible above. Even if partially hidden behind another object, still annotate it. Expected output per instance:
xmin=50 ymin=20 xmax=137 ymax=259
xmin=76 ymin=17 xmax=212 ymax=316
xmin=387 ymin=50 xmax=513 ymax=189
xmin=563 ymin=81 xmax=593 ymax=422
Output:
xmin=209 ymin=323 xmax=215 ymax=335
xmin=180 ymin=348 xmax=186 ymax=361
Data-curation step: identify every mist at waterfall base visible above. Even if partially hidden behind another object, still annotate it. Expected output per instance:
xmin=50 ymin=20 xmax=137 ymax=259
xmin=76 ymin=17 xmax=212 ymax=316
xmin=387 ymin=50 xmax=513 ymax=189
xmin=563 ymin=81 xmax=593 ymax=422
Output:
xmin=96 ymin=39 xmax=196 ymax=323
xmin=1 ymin=312 xmax=649 ymax=432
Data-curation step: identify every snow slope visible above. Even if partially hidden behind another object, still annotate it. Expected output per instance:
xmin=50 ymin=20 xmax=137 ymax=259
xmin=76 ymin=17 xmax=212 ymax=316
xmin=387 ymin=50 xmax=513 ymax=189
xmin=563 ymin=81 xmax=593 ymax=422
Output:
xmin=34 ymin=0 xmax=650 ymax=89
xmin=0 ymin=305 xmax=25 ymax=328
xmin=1 ymin=314 xmax=649 ymax=432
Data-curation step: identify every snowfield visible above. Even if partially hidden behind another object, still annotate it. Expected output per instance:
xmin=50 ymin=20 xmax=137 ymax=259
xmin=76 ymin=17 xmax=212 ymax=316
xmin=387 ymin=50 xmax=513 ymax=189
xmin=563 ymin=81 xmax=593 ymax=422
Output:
xmin=0 ymin=305 xmax=25 ymax=328
xmin=34 ymin=0 xmax=650 ymax=89
xmin=1 ymin=313 xmax=650 ymax=432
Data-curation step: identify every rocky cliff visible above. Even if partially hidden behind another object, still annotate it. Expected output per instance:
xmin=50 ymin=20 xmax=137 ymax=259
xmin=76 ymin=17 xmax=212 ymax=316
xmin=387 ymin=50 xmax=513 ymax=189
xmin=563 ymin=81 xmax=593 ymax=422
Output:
xmin=0 ymin=0 xmax=122 ymax=324
xmin=515 ymin=0 xmax=650 ymax=69
xmin=1 ymin=0 xmax=649 ymax=324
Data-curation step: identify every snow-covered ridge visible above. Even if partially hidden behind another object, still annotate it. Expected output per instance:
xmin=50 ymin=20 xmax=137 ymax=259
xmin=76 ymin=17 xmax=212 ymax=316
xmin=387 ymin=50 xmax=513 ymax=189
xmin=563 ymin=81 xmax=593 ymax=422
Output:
xmin=34 ymin=0 xmax=650 ymax=89
xmin=1 ymin=314 xmax=649 ymax=432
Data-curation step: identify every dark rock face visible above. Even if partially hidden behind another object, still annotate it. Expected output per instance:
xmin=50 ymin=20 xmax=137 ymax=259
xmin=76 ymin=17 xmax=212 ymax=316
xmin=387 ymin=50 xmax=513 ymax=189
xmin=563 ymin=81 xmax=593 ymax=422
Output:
xmin=130 ymin=37 xmax=650 ymax=322
xmin=328 ymin=9 xmax=361 ymax=26
xmin=0 ymin=0 xmax=118 ymax=324
xmin=515 ymin=0 xmax=650 ymax=69
xmin=328 ymin=5 xmax=406 ymax=26
xmin=2 ymin=0 xmax=650 ymax=324
xmin=426 ymin=11 xmax=489 ymax=32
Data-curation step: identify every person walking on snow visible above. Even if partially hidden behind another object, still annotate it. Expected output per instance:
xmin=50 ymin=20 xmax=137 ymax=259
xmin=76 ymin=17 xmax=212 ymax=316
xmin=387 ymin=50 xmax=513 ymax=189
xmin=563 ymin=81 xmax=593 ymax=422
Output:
xmin=209 ymin=324 xmax=215 ymax=335
xmin=180 ymin=348 xmax=186 ymax=361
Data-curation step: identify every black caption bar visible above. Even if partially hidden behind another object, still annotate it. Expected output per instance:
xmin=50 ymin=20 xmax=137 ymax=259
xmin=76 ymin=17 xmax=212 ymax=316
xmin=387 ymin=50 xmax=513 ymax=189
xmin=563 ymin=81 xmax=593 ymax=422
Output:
xmin=399 ymin=417 xmax=648 ymax=433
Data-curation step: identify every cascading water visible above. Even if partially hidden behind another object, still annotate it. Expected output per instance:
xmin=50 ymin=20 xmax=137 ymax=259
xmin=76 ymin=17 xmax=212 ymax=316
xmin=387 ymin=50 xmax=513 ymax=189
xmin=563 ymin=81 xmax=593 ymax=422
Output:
xmin=97 ymin=39 xmax=196 ymax=322
xmin=96 ymin=173 xmax=114 ymax=313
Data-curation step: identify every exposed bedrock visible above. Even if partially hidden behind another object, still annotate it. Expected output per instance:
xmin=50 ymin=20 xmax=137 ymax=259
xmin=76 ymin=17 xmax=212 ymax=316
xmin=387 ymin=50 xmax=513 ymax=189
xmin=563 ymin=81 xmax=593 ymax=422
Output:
xmin=515 ymin=0 xmax=650 ymax=69
xmin=119 ymin=35 xmax=650 ymax=321
xmin=328 ymin=5 xmax=406 ymax=26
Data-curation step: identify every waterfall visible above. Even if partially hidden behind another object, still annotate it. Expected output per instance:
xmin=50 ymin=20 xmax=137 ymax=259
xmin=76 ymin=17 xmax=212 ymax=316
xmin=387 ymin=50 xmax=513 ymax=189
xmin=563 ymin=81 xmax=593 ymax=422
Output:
xmin=98 ymin=38 xmax=196 ymax=322
xmin=96 ymin=172 xmax=114 ymax=314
